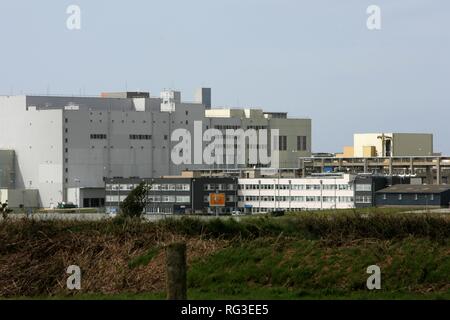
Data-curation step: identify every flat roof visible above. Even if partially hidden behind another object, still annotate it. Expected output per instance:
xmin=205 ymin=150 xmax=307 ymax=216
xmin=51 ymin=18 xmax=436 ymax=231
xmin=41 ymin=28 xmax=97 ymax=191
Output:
xmin=376 ymin=184 xmax=450 ymax=194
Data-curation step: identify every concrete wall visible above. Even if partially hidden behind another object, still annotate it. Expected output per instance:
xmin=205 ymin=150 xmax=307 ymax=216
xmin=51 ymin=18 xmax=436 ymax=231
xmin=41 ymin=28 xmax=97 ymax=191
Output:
xmin=393 ymin=133 xmax=433 ymax=156
xmin=0 ymin=96 xmax=63 ymax=207
xmin=270 ymin=118 xmax=311 ymax=167
xmin=0 ymin=189 xmax=39 ymax=208
xmin=0 ymin=150 xmax=15 ymax=189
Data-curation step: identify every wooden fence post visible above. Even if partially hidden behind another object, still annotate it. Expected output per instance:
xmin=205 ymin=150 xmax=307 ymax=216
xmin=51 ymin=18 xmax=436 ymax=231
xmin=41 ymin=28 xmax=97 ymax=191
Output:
xmin=165 ymin=242 xmax=187 ymax=300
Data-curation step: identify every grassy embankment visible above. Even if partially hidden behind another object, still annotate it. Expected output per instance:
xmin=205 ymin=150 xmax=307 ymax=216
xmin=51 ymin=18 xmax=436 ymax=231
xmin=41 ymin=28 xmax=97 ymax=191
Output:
xmin=1 ymin=208 xmax=449 ymax=299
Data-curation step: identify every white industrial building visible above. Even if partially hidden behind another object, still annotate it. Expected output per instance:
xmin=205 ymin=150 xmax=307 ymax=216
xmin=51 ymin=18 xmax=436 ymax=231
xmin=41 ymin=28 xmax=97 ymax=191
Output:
xmin=0 ymin=88 xmax=311 ymax=208
xmin=238 ymin=174 xmax=355 ymax=213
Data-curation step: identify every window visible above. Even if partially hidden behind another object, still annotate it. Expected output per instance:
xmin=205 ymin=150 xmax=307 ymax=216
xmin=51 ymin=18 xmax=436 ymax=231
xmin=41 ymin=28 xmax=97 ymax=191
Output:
xmin=161 ymin=196 xmax=175 ymax=203
xmin=129 ymin=134 xmax=152 ymax=140
xmin=356 ymin=184 xmax=372 ymax=192
xmin=356 ymin=196 xmax=372 ymax=203
xmin=176 ymin=196 xmax=190 ymax=203
xmin=297 ymin=136 xmax=307 ymax=151
xmin=150 ymin=184 xmax=160 ymax=191
xmin=164 ymin=135 xmax=168 ymax=140
xmin=277 ymin=136 xmax=287 ymax=151
xmin=338 ymin=196 xmax=354 ymax=203
xmin=90 ymin=134 xmax=107 ymax=140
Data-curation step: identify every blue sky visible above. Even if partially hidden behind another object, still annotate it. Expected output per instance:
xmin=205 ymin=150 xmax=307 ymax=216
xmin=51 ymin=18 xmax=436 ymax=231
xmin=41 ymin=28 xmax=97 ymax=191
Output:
xmin=0 ymin=1 xmax=449 ymax=153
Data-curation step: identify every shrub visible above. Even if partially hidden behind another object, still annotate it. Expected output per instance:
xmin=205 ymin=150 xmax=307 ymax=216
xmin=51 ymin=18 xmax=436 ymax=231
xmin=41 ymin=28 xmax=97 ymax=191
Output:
xmin=120 ymin=182 xmax=149 ymax=218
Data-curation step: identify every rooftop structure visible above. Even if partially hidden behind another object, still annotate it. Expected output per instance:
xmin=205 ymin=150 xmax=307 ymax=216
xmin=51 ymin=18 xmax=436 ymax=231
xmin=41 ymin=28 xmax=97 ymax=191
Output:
xmin=337 ymin=133 xmax=434 ymax=158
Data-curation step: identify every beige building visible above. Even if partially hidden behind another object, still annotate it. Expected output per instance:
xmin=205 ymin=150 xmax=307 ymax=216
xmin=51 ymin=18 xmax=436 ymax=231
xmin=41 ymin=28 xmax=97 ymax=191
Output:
xmin=337 ymin=133 xmax=433 ymax=158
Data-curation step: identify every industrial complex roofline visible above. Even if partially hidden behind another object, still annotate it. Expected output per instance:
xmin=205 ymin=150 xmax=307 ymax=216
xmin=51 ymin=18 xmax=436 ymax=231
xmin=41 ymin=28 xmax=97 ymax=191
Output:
xmin=299 ymin=155 xmax=450 ymax=185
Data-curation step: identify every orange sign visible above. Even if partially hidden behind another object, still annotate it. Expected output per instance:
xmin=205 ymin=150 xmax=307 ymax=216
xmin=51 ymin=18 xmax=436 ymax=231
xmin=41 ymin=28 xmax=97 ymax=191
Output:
xmin=209 ymin=193 xmax=226 ymax=207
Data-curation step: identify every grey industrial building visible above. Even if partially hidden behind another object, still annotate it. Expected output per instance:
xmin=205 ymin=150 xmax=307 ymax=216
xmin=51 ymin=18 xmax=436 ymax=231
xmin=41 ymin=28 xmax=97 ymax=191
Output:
xmin=353 ymin=175 xmax=410 ymax=208
xmin=375 ymin=184 xmax=450 ymax=208
xmin=0 ymin=88 xmax=311 ymax=208
xmin=105 ymin=174 xmax=238 ymax=215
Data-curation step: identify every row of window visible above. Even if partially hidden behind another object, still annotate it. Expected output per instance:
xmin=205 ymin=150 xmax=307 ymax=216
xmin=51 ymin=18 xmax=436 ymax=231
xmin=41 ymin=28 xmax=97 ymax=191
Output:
xmin=148 ymin=195 xmax=191 ymax=203
xmin=90 ymin=134 xmax=166 ymax=140
xmin=106 ymin=184 xmax=191 ymax=191
xmin=144 ymin=207 xmax=234 ymax=214
xmin=274 ymin=136 xmax=308 ymax=151
xmin=107 ymin=183 xmax=354 ymax=192
xmin=240 ymin=184 xmax=353 ymax=190
xmin=130 ymin=134 xmax=152 ymax=140
xmin=90 ymin=134 xmax=107 ymax=140
xmin=355 ymin=196 xmax=372 ymax=203
xmin=214 ymin=125 xmax=240 ymax=130
xmin=204 ymin=184 xmax=237 ymax=191
xmin=204 ymin=195 xmax=237 ymax=203
xmin=247 ymin=125 xmax=268 ymax=130
xmin=247 ymin=207 xmax=332 ymax=213
xmin=355 ymin=184 xmax=372 ymax=192
xmin=239 ymin=196 xmax=354 ymax=203
xmin=381 ymin=194 xmax=435 ymax=201
xmin=106 ymin=195 xmax=191 ymax=203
